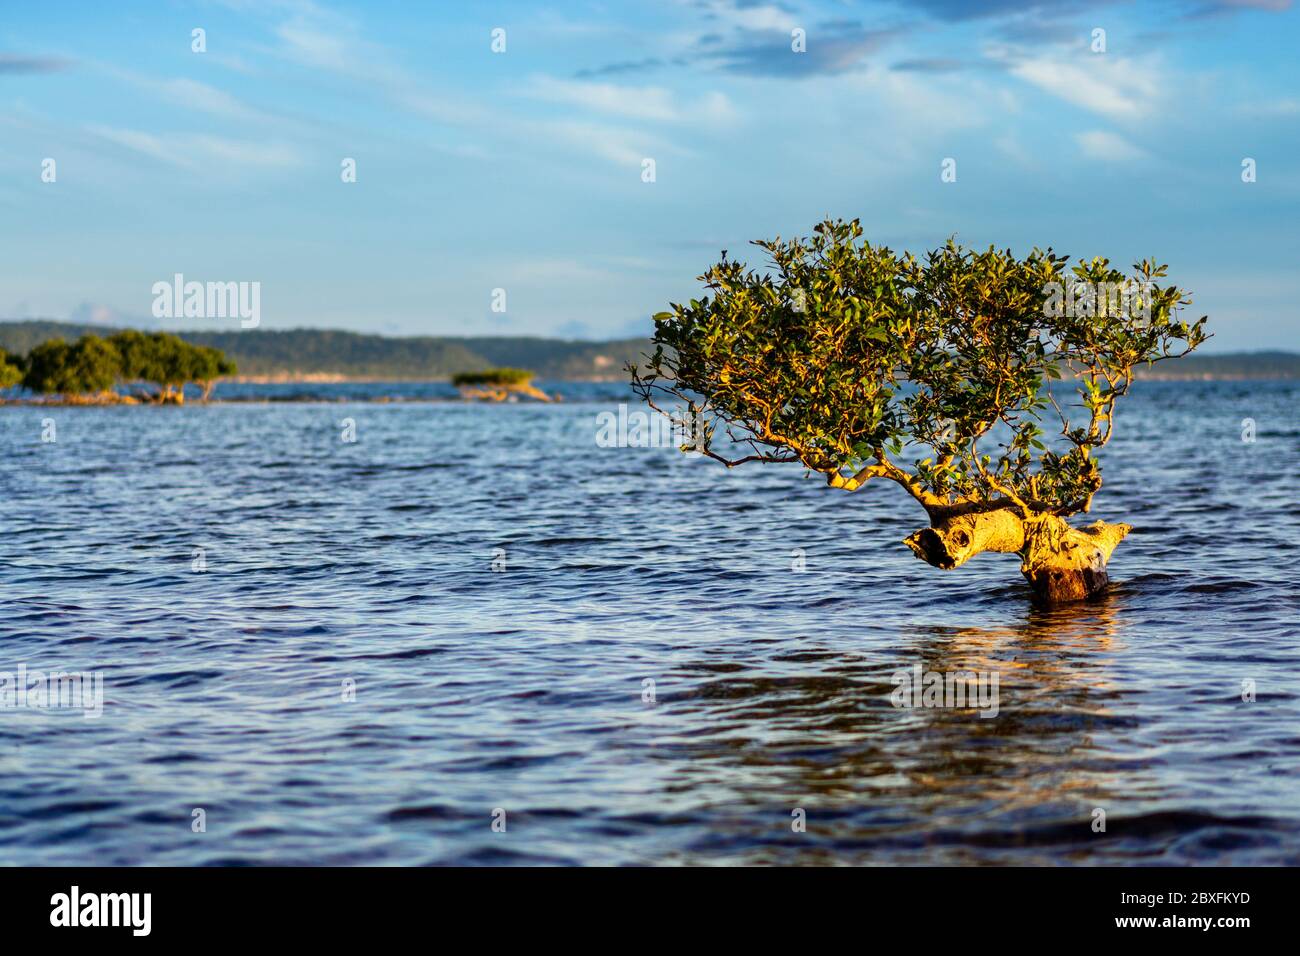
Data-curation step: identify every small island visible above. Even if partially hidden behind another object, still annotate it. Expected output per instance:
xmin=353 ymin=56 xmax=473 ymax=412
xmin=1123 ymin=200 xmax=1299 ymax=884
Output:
xmin=0 ymin=331 xmax=236 ymax=405
xmin=451 ymin=368 xmax=551 ymax=402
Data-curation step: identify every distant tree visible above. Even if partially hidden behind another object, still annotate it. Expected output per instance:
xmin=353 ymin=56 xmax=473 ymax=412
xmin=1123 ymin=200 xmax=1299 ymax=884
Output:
xmin=631 ymin=219 xmax=1208 ymax=603
xmin=0 ymin=348 xmax=22 ymax=389
xmin=71 ymin=336 xmax=122 ymax=396
xmin=451 ymin=368 xmax=534 ymax=387
xmin=453 ymin=368 xmax=550 ymax=402
xmin=108 ymin=330 xmax=151 ymax=384
xmin=23 ymin=335 xmax=121 ymax=398
xmin=192 ymin=345 xmax=237 ymax=401
xmin=15 ymin=330 xmax=237 ymax=403
xmin=107 ymin=331 xmax=235 ymax=403
xmin=142 ymin=333 xmax=192 ymax=403
xmin=21 ymin=338 xmax=72 ymax=395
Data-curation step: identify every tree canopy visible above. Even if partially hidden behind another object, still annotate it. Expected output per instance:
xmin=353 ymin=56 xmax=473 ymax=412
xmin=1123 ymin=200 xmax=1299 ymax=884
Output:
xmin=629 ymin=218 xmax=1208 ymax=602
xmin=23 ymin=336 xmax=120 ymax=396
xmin=450 ymin=368 xmax=534 ymax=387
xmin=631 ymin=218 xmax=1207 ymax=519
xmin=452 ymin=367 xmax=550 ymax=402
xmin=0 ymin=348 xmax=22 ymax=389
xmin=11 ymin=331 xmax=237 ymax=402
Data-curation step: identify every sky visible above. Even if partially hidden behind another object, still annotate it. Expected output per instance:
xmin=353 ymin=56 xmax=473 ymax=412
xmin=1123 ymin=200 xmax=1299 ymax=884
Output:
xmin=1 ymin=0 xmax=1297 ymax=349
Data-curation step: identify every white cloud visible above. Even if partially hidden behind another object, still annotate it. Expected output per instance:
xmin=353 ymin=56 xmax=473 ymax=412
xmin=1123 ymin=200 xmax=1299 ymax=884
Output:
xmin=191 ymin=136 xmax=302 ymax=168
xmin=1007 ymin=56 xmax=1162 ymax=121
xmin=96 ymin=65 xmax=282 ymax=126
xmin=87 ymin=125 xmax=194 ymax=168
xmin=1075 ymin=129 xmax=1148 ymax=162
xmin=507 ymin=258 xmax=612 ymax=283
xmin=994 ymin=133 xmax=1035 ymax=168
xmin=526 ymin=76 xmax=736 ymax=124
xmin=698 ymin=0 xmax=798 ymax=32
xmin=247 ymin=5 xmax=714 ymax=169
xmin=529 ymin=76 xmax=680 ymax=120
xmin=538 ymin=120 xmax=653 ymax=166
xmin=87 ymin=125 xmax=301 ymax=169
xmin=158 ymin=78 xmax=265 ymax=121
xmin=839 ymin=66 xmax=997 ymax=136
xmin=274 ymin=20 xmax=356 ymax=73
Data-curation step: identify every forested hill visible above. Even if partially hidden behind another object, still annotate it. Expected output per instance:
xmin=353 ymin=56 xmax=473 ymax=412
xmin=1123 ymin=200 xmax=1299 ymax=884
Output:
xmin=2 ymin=320 xmax=1297 ymax=380
xmin=0 ymin=321 xmax=650 ymax=381
xmin=1130 ymin=350 xmax=1300 ymax=380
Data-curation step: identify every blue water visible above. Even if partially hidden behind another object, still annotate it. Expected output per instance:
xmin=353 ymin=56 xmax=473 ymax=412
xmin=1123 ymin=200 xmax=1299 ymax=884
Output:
xmin=1 ymin=381 xmax=1297 ymax=864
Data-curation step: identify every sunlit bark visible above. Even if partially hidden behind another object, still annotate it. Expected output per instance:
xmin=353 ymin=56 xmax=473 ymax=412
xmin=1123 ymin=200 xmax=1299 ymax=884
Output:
xmin=903 ymin=504 xmax=1131 ymax=603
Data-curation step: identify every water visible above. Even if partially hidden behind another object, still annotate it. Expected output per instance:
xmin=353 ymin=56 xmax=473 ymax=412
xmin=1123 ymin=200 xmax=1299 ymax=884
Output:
xmin=1 ymin=381 xmax=1297 ymax=865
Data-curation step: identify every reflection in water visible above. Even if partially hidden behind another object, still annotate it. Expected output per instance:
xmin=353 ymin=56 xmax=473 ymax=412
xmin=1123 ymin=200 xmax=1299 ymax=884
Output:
xmin=896 ymin=599 xmax=1132 ymax=840
xmin=662 ymin=594 xmax=1289 ymax=864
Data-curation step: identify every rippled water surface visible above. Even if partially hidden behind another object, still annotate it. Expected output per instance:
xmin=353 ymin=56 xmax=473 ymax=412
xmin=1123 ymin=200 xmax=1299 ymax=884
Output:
xmin=1 ymin=381 xmax=1298 ymax=865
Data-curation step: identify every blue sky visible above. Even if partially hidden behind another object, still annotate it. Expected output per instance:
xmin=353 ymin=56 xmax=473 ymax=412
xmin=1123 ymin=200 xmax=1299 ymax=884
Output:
xmin=1 ymin=0 xmax=1297 ymax=348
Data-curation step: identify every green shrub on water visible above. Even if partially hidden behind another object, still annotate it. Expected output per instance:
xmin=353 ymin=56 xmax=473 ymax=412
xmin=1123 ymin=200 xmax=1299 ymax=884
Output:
xmin=451 ymin=368 xmax=534 ymax=387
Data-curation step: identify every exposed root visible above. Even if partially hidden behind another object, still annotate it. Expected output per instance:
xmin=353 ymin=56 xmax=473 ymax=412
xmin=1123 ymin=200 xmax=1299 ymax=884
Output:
xmin=1020 ymin=516 xmax=1131 ymax=603
xmin=904 ymin=505 xmax=1132 ymax=603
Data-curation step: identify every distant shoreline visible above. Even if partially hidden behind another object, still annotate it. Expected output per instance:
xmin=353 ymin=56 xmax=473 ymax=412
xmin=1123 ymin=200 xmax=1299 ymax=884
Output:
xmin=2 ymin=375 xmax=1295 ymax=407
xmin=4 ymin=319 xmax=1298 ymax=383
xmin=1130 ymin=372 xmax=1300 ymax=381
xmin=226 ymin=373 xmax=627 ymax=384
xmin=0 ymin=394 xmax=564 ymax=407
xmin=229 ymin=371 xmax=1293 ymax=383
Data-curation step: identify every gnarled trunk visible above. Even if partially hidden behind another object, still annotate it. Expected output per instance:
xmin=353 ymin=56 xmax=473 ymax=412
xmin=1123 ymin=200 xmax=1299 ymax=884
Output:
xmin=903 ymin=504 xmax=1131 ymax=604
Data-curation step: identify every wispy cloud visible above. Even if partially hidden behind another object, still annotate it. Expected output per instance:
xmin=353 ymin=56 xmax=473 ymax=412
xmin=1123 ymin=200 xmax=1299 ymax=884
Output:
xmin=98 ymin=68 xmax=275 ymax=123
xmin=526 ymin=75 xmax=735 ymax=123
xmin=528 ymin=76 xmax=683 ymax=120
xmin=894 ymin=0 xmax=1087 ymax=17
xmin=891 ymin=57 xmax=974 ymax=73
xmin=579 ymin=5 xmax=904 ymax=80
xmin=87 ymin=125 xmax=302 ymax=170
xmin=0 ymin=53 xmax=72 ymax=74
xmin=575 ymin=57 xmax=679 ymax=79
xmin=157 ymin=78 xmax=268 ymax=122
xmin=1076 ymin=128 xmax=1148 ymax=161
xmin=193 ymin=136 xmax=302 ymax=168
xmin=86 ymin=125 xmax=190 ymax=167
xmin=241 ymin=2 xmax=701 ymax=168
xmin=702 ymin=24 xmax=899 ymax=77
xmin=1005 ymin=54 xmax=1162 ymax=120
xmin=1186 ymin=0 xmax=1293 ymax=18
xmin=694 ymin=0 xmax=801 ymax=32
xmin=274 ymin=19 xmax=362 ymax=73
xmin=530 ymin=120 xmax=656 ymax=166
